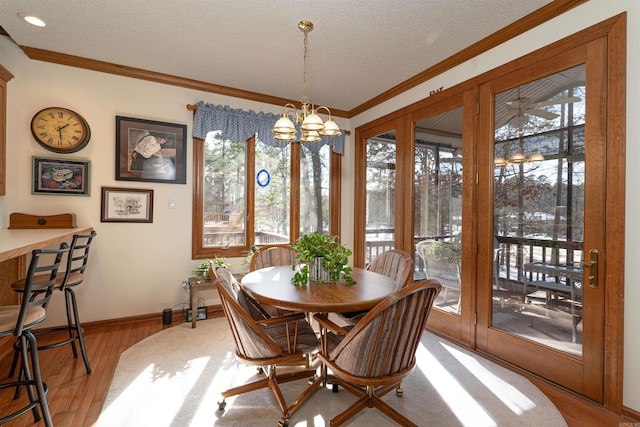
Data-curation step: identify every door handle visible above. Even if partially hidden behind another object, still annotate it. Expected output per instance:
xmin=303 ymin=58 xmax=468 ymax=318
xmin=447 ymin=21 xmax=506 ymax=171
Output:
xmin=577 ymin=249 xmax=598 ymax=288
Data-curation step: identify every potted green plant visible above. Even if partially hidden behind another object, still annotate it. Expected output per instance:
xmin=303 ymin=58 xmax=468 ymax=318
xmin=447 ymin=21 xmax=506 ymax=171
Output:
xmin=290 ymin=232 xmax=355 ymax=285
xmin=192 ymin=256 xmax=231 ymax=279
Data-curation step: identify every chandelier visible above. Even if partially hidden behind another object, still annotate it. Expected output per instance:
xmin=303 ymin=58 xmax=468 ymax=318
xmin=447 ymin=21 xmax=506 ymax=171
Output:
xmin=272 ymin=20 xmax=342 ymax=142
xmin=494 ymin=152 xmax=545 ymax=167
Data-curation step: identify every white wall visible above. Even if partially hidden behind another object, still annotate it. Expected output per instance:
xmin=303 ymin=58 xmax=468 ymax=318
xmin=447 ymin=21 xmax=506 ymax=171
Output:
xmin=1 ymin=0 xmax=638 ymax=412
xmin=347 ymin=0 xmax=640 ymax=413
xmin=0 ymin=36 xmax=349 ymax=326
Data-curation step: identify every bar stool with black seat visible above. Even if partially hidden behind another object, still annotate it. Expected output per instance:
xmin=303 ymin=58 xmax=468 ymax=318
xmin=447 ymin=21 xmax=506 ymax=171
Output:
xmin=10 ymin=231 xmax=97 ymax=376
xmin=0 ymin=243 xmax=71 ymax=427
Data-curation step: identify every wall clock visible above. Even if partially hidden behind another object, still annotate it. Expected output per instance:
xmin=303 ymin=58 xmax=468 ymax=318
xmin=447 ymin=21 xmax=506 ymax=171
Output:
xmin=30 ymin=107 xmax=91 ymax=154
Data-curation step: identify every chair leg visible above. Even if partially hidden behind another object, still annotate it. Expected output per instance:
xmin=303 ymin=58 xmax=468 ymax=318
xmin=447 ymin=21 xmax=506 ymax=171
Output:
xmin=370 ymin=393 xmax=417 ymax=427
xmin=220 ymin=365 xmax=317 ymax=422
xmin=329 ymin=382 xmax=418 ymax=427
xmin=25 ymin=331 xmax=53 ymax=427
xmin=67 ymin=288 xmax=92 ymax=373
xmin=221 ymin=376 xmax=271 ymax=400
xmin=18 ymin=335 xmax=41 ymax=422
xmin=267 ymin=368 xmax=289 ymax=416
xmin=8 ymin=341 xmax=20 ymax=378
xmin=330 ymin=393 xmax=369 ymax=426
xmin=9 ymin=288 xmax=92 ymax=378
xmin=64 ymin=289 xmax=79 ymax=359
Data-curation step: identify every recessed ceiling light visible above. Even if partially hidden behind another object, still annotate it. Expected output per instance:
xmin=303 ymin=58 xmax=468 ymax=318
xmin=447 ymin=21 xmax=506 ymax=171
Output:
xmin=17 ymin=13 xmax=46 ymax=27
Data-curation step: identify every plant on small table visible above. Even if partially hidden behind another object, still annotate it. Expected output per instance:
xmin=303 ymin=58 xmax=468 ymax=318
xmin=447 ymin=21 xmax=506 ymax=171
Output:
xmin=290 ymin=232 xmax=355 ymax=286
xmin=193 ymin=256 xmax=231 ymax=280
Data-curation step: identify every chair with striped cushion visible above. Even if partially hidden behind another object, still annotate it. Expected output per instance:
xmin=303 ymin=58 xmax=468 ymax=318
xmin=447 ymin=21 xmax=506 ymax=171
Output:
xmin=250 ymin=245 xmax=297 ymax=272
xmin=210 ymin=264 xmax=269 ymax=321
xmin=314 ymin=279 xmax=441 ymax=427
xmin=249 ymin=245 xmax=299 ymax=317
xmin=338 ymin=249 xmax=413 ymax=325
xmin=215 ymin=268 xmax=319 ymax=427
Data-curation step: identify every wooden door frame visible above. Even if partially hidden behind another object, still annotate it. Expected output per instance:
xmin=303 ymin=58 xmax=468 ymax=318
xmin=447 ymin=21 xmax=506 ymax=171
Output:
xmin=475 ymin=14 xmax=625 ymax=411
xmin=354 ymin=13 xmax=625 ymax=413
xmin=407 ymin=91 xmax=477 ymax=346
xmin=477 ymin=42 xmax=605 ymax=400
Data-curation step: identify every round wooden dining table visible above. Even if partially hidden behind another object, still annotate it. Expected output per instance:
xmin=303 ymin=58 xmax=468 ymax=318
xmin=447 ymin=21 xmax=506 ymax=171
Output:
xmin=241 ymin=265 xmax=397 ymax=313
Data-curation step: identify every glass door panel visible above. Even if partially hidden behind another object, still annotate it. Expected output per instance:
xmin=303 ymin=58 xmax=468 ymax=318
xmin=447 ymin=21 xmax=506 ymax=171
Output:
xmin=492 ymin=64 xmax=585 ymax=356
xmin=478 ymin=44 xmax=607 ymax=400
xmin=365 ymin=131 xmax=397 ymax=265
xmin=414 ymin=107 xmax=463 ymax=315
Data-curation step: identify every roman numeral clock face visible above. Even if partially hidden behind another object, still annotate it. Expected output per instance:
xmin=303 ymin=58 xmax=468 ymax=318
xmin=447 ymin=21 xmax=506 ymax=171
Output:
xmin=30 ymin=107 xmax=91 ymax=153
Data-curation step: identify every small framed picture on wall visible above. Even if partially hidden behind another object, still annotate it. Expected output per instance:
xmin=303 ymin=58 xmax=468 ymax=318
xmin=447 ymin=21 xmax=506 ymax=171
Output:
xmin=115 ymin=116 xmax=187 ymax=184
xmin=100 ymin=187 xmax=154 ymax=223
xmin=32 ymin=156 xmax=91 ymax=196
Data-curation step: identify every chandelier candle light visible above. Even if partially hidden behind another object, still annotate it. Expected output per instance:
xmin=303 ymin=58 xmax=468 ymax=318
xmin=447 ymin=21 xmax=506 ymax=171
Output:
xmin=272 ymin=20 xmax=342 ymax=142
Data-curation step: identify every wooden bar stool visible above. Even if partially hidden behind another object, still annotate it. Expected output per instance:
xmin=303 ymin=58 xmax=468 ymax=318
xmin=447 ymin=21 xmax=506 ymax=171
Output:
xmin=10 ymin=231 xmax=97 ymax=375
xmin=0 ymin=243 xmax=71 ymax=427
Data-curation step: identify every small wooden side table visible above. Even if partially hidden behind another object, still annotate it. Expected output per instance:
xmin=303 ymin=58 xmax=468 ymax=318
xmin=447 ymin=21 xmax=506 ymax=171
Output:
xmin=188 ymin=277 xmax=216 ymax=328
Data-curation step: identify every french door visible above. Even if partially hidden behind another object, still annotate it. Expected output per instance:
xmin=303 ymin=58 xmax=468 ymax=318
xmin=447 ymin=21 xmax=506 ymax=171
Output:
xmin=476 ymin=42 xmax=606 ymax=400
xmin=409 ymin=92 xmax=475 ymax=344
xmin=355 ymin=16 xmax=623 ymax=404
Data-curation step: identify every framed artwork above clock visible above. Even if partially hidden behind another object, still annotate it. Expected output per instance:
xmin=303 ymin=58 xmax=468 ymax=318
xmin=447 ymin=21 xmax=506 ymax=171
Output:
xmin=30 ymin=107 xmax=91 ymax=154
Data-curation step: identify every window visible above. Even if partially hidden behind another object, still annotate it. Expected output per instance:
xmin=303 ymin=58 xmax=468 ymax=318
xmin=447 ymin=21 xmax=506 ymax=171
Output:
xmin=364 ymin=131 xmax=397 ymax=264
xmin=192 ymin=125 xmax=341 ymax=259
xmin=300 ymin=143 xmax=332 ymax=235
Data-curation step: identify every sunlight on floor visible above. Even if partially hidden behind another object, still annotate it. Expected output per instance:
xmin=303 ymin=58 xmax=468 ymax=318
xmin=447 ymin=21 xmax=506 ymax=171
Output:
xmin=98 ymin=357 xmax=211 ymax=426
xmin=96 ymin=322 xmax=563 ymax=427
xmin=441 ymin=342 xmax=536 ymax=414
xmin=415 ymin=342 xmax=498 ymax=427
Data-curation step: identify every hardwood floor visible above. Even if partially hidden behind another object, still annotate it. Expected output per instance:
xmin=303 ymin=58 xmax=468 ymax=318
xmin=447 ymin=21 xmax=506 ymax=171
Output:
xmin=0 ymin=310 xmax=635 ymax=427
xmin=0 ymin=314 xmax=186 ymax=427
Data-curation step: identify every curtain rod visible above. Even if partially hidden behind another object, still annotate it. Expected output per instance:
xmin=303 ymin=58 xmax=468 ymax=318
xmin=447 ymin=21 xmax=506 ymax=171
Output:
xmin=186 ymin=104 xmax=350 ymax=135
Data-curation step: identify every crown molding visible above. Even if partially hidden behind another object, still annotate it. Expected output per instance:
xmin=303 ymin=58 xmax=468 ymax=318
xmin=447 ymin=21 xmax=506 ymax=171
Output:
xmin=19 ymin=0 xmax=586 ymax=120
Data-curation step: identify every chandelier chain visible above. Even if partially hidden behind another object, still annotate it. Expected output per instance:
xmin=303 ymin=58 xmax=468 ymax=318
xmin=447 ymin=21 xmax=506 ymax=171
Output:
xmin=302 ymin=27 xmax=309 ymax=106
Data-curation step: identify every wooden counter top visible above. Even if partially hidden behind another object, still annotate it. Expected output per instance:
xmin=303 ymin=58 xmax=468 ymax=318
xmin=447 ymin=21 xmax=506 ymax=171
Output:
xmin=0 ymin=226 xmax=93 ymax=263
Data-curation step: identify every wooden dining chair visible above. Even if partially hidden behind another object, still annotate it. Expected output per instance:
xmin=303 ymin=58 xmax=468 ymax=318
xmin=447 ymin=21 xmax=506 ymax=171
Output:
xmin=250 ymin=245 xmax=297 ymax=271
xmin=210 ymin=264 xmax=269 ymax=321
xmin=249 ymin=245 xmax=299 ymax=317
xmin=215 ymin=268 xmax=320 ymax=427
xmin=314 ymin=279 xmax=441 ymax=427
xmin=338 ymin=249 xmax=413 ymax=325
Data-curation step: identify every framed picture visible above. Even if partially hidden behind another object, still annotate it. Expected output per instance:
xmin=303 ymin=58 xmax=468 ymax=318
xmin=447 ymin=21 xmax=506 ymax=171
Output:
xmin=115 ymin=116 xmax=187 ymax=184
xmin=101 ymin=187 xmax=154 ymax=223
xmin=32 ymin=156 xmax=91 ymax=196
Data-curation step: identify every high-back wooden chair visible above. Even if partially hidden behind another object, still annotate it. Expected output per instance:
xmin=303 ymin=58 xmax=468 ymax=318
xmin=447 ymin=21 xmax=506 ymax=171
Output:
xmin=210 ymin=264 xmax=269 ymax=321
xmin=0 ymin=243 xmax=71 ymax=427
xmin=215 ymin=269 xmax=319 ymax=426
xmin=339 ymin=249 xmax=413 ymax=325
xmin=249 ymin=245 xmax=299 ymax=317
xmin=366 ymin=249 xmax=413 ymax=290
xmin=314 ymin=279 xmax=441 ymax=427
xmin=250 ymin=245 xmax=297 ymax=271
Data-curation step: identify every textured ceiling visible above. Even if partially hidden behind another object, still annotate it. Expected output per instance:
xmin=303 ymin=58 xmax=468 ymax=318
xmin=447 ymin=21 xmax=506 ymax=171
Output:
xmin=0 ymin=0 xmax=554 ymax=112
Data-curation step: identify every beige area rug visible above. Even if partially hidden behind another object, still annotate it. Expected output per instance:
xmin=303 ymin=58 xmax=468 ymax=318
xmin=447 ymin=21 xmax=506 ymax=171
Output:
xmin=95 ymin=317 xmax=567 ymax=427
